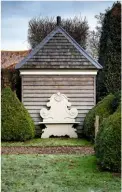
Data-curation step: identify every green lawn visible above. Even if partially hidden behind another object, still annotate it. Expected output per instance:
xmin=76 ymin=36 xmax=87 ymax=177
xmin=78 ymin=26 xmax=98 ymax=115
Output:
xmin=2 ymin=154 xmax=120 ymax=192
xmin=2 ymin=138 xmax=92 ymax=147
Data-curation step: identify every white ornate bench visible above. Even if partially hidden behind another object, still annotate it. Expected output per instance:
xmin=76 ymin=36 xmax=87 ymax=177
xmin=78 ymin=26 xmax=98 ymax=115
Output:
xmin=38 ymin=92 xmax=79 ymax=138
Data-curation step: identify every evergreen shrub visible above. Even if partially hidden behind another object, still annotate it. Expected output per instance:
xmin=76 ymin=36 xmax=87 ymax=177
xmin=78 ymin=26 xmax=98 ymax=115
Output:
xmin=83 ymin=94 xmax=115 ymax=141
xmin=1 ymin=87 xmax=35 ymax=141
xmin=95 ymin=107 xmax=121 ymax=172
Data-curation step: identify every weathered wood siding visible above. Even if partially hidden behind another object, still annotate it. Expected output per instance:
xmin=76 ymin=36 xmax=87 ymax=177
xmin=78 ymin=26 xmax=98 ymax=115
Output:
xmin=22 ymin=75 xmax=96 ymax=134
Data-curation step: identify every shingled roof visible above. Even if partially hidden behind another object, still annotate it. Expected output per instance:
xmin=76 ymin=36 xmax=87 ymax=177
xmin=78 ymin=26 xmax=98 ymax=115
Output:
xmin=15 ymin=17 xmax=102 ymax=70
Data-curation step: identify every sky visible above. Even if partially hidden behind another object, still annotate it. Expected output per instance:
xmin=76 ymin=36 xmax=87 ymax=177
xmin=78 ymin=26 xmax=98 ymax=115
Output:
xmin=1 ymin=1 xmax=114 ymax=51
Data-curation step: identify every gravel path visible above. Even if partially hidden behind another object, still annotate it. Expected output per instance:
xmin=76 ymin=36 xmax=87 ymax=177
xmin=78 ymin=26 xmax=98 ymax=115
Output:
xmin=2 ymin=146 xmax=94 ymax=155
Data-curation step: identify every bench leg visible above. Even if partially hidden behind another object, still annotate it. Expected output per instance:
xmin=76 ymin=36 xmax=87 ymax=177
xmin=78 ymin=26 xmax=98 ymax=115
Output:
xmin=41 ymin=124 xmax=77 ymax=138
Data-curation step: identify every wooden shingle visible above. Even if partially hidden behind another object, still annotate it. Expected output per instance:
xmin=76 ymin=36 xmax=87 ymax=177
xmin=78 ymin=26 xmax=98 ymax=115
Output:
xmin=16 ymin=27 xmax=102 ymax=70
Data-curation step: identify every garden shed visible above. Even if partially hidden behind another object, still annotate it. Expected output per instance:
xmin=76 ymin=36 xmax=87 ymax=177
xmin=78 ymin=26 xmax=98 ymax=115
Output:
xmin=15 ymin=16 xmax=102 ymax=137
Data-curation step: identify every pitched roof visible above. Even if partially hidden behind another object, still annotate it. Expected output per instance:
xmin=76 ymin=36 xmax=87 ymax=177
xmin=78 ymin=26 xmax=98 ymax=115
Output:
xmin=15 ymin=26 xmax=102 ymax=70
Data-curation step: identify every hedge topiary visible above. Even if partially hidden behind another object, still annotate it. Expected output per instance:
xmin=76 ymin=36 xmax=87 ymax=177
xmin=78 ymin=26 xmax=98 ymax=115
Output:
xmin=1 ymin=87 xmax=35 ymax=141
xmin=97 ymin=2 xmax=121 ymax=101
xmin=82 ymin=94 xmax=115 ymax=141
xmin=95 ymin=107 xmax=121 ymax=172
xmin=112 ymin=91 xmax=121 ymax=112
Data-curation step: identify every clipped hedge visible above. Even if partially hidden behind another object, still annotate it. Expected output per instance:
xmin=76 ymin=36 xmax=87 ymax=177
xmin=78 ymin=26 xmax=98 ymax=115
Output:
xmin=2 ymin=87 xmax=35 ymax=141
xmin=83 ymin=94 xmax=115 ymax=141
xmin=111 ymin=91 xmax=121 ymax=112
xmin=95 ymin=107 xmax=121 ymax=172
xmin=1 ymin=68 xmax=21 ymax=101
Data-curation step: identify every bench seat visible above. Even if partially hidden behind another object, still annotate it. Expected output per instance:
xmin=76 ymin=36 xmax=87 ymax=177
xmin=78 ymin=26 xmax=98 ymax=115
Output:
xmin=37 ymin=121 xmax=80 ymax=125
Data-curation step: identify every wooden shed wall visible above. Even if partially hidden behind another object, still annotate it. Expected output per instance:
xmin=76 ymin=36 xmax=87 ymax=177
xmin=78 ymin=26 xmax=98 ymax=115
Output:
xmin=22 ymin=75 xmax=96 ymax=134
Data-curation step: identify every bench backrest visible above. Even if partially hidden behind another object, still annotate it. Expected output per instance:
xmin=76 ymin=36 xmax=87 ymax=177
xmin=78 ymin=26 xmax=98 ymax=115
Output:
xmin=40 ymin=92 xmax=78 ymax=123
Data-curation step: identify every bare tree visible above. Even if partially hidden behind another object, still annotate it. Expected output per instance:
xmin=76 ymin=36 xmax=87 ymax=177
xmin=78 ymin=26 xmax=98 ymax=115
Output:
xmin=86 ymin=30 xmax=100 ymax=60
xmin=28 ymin=16 xmax=89 ymax=49
xmin=86 ymin=13 xmax=105 ymax=60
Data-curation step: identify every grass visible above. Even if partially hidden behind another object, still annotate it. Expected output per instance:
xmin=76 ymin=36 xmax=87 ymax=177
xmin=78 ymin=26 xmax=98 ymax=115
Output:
xmin=1 ymin=154 xmax=120 ymax=192
xmin=2 ymin=138 xmax=92 ymax=147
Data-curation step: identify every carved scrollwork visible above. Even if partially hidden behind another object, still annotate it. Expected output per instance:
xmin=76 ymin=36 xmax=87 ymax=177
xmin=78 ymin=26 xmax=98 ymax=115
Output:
xmin=47 ymin=102 xmax=51 ymax=107
xmin=40 ymin=108 xmax=52 ymax=119
xmin=54 ymin=92 xmax=63 ymax=102
xmin=40 ymin=92 xmax=78 ymax=122
xmin=65 ymin=107 xmax=78 ymax=118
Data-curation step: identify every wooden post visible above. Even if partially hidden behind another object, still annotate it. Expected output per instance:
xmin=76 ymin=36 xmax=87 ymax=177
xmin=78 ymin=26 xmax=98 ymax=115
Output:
xmin=94 ymin=115 xmax=99 ymax=139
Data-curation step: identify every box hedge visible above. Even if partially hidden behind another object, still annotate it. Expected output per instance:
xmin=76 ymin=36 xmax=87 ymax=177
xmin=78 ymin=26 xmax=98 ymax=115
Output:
xmin=1 ymin=68 xmax=21 ymax=101
xmin=95 ymin=106 xmax=121 ymax=172
xmin=1 ymin=87 xmax=35 ymax=141
xmin=82 ymin=94 xmax=115 ymax=141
